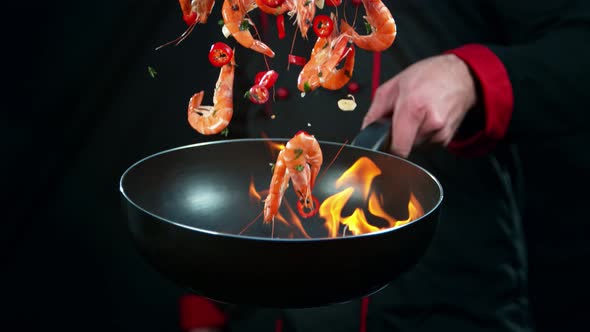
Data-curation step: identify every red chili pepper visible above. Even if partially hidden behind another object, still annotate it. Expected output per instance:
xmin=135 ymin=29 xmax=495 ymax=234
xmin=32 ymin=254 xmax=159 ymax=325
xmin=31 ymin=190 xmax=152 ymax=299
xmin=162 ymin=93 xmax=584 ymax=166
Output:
xmin=183 ymin=12 xmax=197 ymax=25
xmin=247 ymin=84 xmax=270 ymax=104
xmin=297 ymin=195 xmax=320 ymax=219
xmin=295 ymin=130 xmax=310 ymax=136
xmin=325 ymin=0 xmax=342 ymax=6
xmin=276 ymin=14 xmax=286 ymax=39
xmin=261 ymin=0 xmax=286 ymax=7
xmin=255 ymin=70 xmax=279 ymax=88
xmin=351 ymin=0 xmax=362 ymax=6
xmin=208 ymin=42 xmax=233 ymax=67
xmin=288 ymin=54 xmax=307 ymax=66
xmin=312 ymin=15 xmax=334 ymax=38
xmin=347 ymin=81 xmax=360 ymax=94
xmin=276 ymin=87 xmax=290 ymax=100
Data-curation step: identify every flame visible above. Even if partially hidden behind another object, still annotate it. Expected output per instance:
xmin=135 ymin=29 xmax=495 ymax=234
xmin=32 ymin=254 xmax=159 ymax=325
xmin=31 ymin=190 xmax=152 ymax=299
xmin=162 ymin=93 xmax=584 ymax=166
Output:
xmin=394 ymin=193 xmax=424 ymax=227
xmin=261 ymin=132 xmax=285 ymax=159
xmin=319 ymin=187 xmax=355 ymax=238
xmin=335 ymin=156 xmax=381 ymax=199
xmin=367 ymin=191 xmax=397 ymax=226
xmin=249 ymin=176 xmax=262 ymax=203
xmin=318 ymin=157 xmax=425 ymax=237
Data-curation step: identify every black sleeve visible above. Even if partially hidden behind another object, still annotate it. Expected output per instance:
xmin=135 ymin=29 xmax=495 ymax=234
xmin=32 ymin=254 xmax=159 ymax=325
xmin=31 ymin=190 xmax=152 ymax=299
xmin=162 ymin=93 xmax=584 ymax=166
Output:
xmin=484 ymin=0 xmax=590 ymax=140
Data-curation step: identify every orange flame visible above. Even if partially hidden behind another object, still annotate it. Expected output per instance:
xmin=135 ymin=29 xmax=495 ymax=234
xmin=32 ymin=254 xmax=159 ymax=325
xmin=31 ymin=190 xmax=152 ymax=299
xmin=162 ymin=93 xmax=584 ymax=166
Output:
xmin=319 ymin=156 xmax=424 ymax=237
xmin=335 ymin=157 xmax=381 ymax=199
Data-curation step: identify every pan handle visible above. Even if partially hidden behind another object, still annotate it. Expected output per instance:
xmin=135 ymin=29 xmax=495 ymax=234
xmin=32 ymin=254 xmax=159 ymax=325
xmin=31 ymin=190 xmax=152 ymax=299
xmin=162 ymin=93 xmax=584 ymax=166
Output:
xmin=350 ymin=118 xmax=391 ymax=152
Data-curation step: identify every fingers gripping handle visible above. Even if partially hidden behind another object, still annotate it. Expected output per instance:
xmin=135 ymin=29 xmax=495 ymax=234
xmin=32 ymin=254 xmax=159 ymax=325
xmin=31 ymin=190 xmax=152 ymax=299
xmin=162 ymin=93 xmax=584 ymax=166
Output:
xmin=351 ymin=118 xmax=392 ymax=152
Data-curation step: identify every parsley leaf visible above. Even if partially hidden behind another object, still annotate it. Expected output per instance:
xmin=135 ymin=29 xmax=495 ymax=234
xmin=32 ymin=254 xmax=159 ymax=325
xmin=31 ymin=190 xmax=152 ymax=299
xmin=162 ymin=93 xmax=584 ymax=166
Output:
xmin=148 ymin=66 xmax=157 ymax=78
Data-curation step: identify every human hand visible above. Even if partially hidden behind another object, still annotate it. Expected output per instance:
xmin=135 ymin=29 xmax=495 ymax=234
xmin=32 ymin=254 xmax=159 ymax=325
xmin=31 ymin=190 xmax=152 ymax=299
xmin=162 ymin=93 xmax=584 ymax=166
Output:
xmin=362 ymin=54 xmax=478 ymax=158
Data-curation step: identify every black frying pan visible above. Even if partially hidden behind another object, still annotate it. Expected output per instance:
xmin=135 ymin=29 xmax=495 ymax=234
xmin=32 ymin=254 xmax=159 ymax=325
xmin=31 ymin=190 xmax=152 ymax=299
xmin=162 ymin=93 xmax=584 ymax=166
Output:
xmin=119 ymin=119 xmax=443 ymax=308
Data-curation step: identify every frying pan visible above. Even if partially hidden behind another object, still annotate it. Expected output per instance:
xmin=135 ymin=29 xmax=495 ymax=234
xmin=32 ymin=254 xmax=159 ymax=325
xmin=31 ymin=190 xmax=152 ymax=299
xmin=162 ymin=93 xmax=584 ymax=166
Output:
xmin=119 ymin=119 xmax=443 ymax=308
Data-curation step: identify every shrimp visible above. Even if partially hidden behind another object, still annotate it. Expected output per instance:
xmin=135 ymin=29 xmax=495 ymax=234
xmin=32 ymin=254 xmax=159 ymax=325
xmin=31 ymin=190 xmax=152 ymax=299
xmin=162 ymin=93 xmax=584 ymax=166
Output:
xmin=320 ymin=45 xmax=355 ymax=90
xmin=264 ymin=131 xmax=323 ymax=222
xmin=187 ymin=53 xmax=235 ymax=135
xmin=178 ymin=0 xmax=216 ymax=24
xmin=290 ymin=0 xmax=316 ymax=39
xmin=297 ymin=33 xmax=351 ymax=92
xmin=222 ymin=0 xmax=276 ymax=58
xmin=340 ymin=0 xmax=397 ymax=52
xmin=263 ymin=150 xmax=291 ymax=223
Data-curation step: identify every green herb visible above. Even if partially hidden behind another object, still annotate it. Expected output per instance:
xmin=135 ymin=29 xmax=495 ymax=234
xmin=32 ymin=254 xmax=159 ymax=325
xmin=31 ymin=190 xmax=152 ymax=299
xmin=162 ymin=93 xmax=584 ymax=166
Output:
xmin=147 ymin=66 xmax=157 ymax=78
xmin=244 ymin=90 xmax=251 ymax=99
xmin=221 ymin=128 xmax=229 ymax=137
xmin=364 ymin=20 xmax=372 ymax=34
xmin=304 ymin=0 xmax=311 ymax=5
xmin=318 ymin=71 xmax=323 ymax=77
xmin=295 ymin=164 xmax=304 ymax=172
xmin=294 ymin=148 xmax=303 ymax=159
xmin=240 ymin=20 xmax=250 ymax=31
xmin=270 ymin=163 xmax=275 ymax=172
xmin=212 ymin=109 xmax=218 ymax=116
xmin=304 ymin=82 xmax=311 ymax=93
xmin=218 ymin=19 xmax=224 ymax=26
xmin=322 ymin=42 xmax=329 ymax=49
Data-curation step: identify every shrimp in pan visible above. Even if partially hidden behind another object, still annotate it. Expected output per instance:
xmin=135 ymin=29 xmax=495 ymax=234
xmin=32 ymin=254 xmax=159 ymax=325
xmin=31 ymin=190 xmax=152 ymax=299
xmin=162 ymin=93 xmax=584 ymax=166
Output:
xmin=187 ymin=51 xmax=236 ymax=135
xmin=264 ymin=131 xmax=323 ymax=222
xmin=340 ymin=0 xmax=397 ymax=52
xmin=222 ymin=0 xmax=276 ymax=58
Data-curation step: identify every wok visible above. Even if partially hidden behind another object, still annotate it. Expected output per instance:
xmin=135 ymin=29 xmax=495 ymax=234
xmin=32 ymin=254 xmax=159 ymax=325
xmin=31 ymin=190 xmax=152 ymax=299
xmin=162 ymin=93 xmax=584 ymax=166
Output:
xmin=119 ymin=119 xmax=443 ymax=308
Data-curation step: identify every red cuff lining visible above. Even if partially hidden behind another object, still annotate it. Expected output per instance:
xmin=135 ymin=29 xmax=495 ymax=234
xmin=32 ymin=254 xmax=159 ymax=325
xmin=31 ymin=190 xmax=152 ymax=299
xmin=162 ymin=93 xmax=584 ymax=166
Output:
xmin=444 ymin=44 xmax=514 ymax=156
xmin=179 ymin=295 xmax=226 ymax=330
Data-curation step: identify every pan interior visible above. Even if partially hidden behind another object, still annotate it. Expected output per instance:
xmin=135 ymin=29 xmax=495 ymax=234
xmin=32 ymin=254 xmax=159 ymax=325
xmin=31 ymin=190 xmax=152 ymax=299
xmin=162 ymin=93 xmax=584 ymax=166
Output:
xmin=120 ymin=139 xmax=442 ymax=240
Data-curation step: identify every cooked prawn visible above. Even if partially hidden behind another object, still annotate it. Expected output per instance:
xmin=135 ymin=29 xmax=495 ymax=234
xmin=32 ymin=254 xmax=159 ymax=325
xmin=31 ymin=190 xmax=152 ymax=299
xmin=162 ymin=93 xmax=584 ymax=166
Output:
xmin=264 ymin=131 xmax=323 ymax=222
xmin=222 ymin=0 xmax=276 ymax=58
xmin=321 ymin=46 xmax=355 ymax=90
xmin=340 ymin=0 xmax=397 ymax=52
xmin=297 ymin=34 xmax=351 ymax=92
xmin=290 ymin=0 xmax=316 ymax=39
xmin=187 ymin=53 xmax=235 ymax=135
xmin=179 ymin=0 xmax=216 ymax=24
xmin=263 ymin=150 xmax=291 ymax=223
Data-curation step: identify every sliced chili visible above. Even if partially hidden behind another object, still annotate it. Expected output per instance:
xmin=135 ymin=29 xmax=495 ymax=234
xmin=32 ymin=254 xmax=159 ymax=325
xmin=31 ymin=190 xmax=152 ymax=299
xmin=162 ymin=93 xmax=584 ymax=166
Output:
xmin=208 ymin=42 xmax=233 ymax=67
xmin=297 ymin=195 xmax=320 ymax=218
xmin=255 ymin=70 xmax=279 ymax=88
xmin=247 ymin=84 xmax=270 ymax=104
xmin=288 ymin=54 xmax=307 ymax=66
xmin=313 ymin=15 xmax=334 ymax=37
xmin=325 ymin=0 xmax=342 ymax=6
xmin=277 ymin=14 xmax=286 ymax=39
xmin=261 ymin=0 xmax=286 ymax=8
xmin=183 ymin=12 xmax=197 ymax=25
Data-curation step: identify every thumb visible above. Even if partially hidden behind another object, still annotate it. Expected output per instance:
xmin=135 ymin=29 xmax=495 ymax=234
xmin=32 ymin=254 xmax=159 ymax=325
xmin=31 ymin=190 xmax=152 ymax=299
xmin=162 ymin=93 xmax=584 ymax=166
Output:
xmin=362 ymin=76 xmax=399 ymax=129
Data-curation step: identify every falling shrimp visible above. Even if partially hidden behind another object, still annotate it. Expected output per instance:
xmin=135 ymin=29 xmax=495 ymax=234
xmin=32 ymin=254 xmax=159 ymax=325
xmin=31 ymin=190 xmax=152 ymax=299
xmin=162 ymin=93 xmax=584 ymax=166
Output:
xmin=297 ymin=33 xmax=352 ymax=93
xmin=222 ymin=0 xmax=276 ymax=58
xmin=264 ymin=131 xmax=323 ymax=222
xmin=187 ymin=52 xmax=236 ymax=135
xmin=290 ymin=0 xmax=317 ymax=39
xmin=321 ymin=44 xmax=355 ymax=90
xmin=340 ymin=0 xmax=397 ymax=52
xmin=178 ymin=0 xmax=216 ymax=25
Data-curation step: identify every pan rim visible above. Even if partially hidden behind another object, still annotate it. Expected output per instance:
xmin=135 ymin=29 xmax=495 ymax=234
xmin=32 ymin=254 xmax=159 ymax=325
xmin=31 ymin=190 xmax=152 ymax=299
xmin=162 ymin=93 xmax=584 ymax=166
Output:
xmin=119 ymin=138 xmax=444 ymax=242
